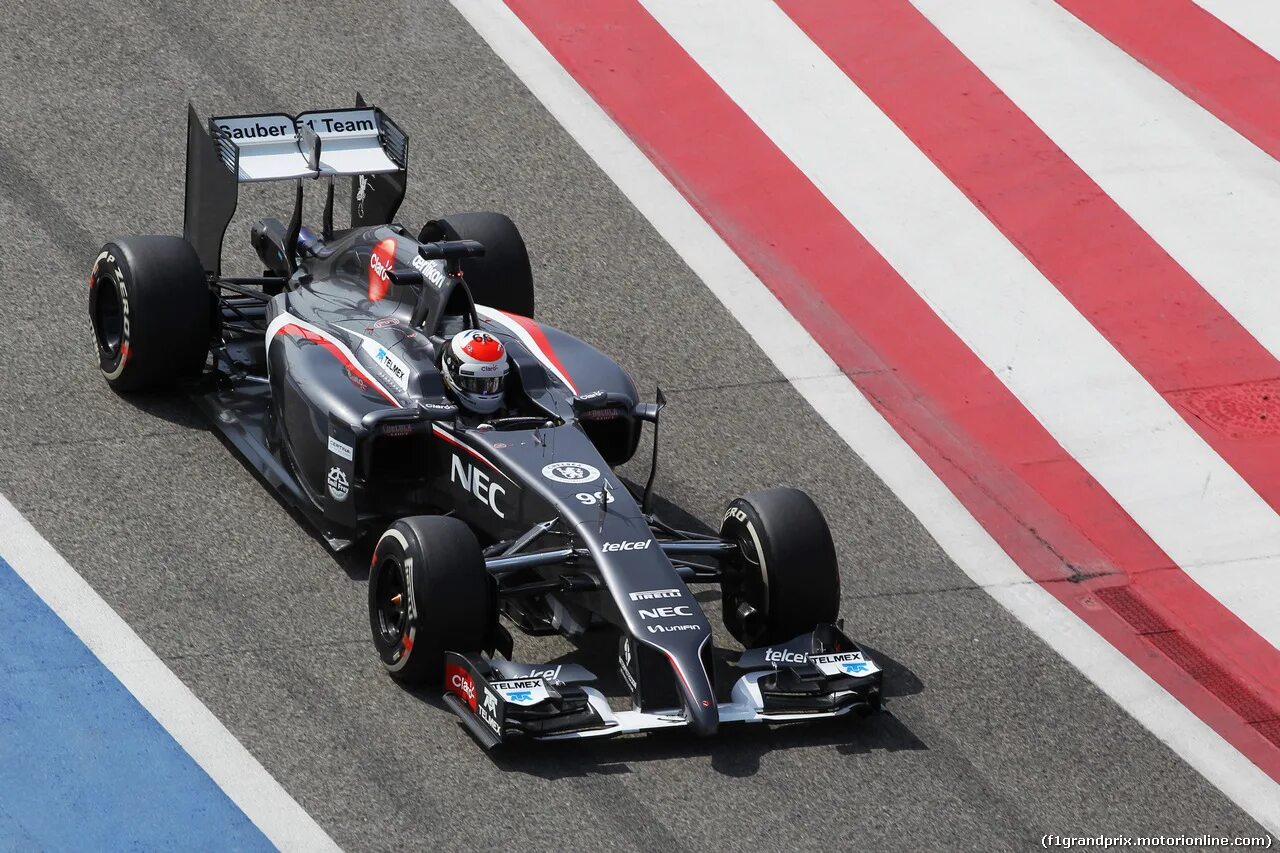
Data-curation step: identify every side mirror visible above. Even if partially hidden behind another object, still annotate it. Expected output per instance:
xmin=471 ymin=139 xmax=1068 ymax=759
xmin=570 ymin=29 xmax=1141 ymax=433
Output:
xmin=387 ymin=268 xmax=424 ymax=286
xmin=571 ymin=390 xmax=632 ymax=421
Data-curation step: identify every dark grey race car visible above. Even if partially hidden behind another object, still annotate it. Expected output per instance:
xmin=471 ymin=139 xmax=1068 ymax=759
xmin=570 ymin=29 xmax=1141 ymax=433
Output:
xmin=86 ymin=101 xmax=883 ymax=747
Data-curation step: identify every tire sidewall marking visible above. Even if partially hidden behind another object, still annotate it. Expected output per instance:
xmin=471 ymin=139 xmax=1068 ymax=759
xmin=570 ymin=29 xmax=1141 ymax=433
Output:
xmin=91 ymin=250 xmax=131 ymax=380
xmin=375 ymin=527 xmax=417 ymax=673
xmin=723 ymin=500 xmax=770 ymax=614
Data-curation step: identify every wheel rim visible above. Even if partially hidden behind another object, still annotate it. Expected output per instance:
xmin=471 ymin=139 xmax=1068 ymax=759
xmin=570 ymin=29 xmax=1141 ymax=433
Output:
xmin=373 ymin=557 xmax=408 ymax=647
xmin=725 ymin=528 xmax=768 ymax=646
xmin=92 ymin=273 xmax=123 ymax=357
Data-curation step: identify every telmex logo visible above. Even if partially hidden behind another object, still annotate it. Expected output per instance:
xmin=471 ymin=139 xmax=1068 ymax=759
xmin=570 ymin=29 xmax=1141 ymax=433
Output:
xmin=494 ymin=679 xmax=540 ymax=690
xmin=638 ymin=605 xmax=693 ymax=620
xmin=603 ymin=540 xmax=651 ymax=553
xmin=629 ymin=588 xmax=681 ymax=601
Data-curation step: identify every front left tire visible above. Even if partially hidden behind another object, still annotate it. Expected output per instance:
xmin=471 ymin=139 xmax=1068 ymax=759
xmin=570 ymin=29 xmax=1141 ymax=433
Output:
xmin=368 ymin=515 xmax=496 ymax=685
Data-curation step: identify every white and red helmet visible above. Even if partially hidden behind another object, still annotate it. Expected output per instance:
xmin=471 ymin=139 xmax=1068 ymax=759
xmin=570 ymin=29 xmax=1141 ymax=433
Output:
xmin=442 ymin=330 xmax=509 ymax=414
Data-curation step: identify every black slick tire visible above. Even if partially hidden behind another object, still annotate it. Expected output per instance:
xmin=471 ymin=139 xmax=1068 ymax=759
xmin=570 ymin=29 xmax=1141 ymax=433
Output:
xmin=368 ymin=515 xmax=495 ymax=686
xmin=420 ymin=212 xmax=534 ymax=317
xmin=718 ymin=487 xmax=841 ymax=647
xmin=88 ymin=236 xmax=211 ymax=392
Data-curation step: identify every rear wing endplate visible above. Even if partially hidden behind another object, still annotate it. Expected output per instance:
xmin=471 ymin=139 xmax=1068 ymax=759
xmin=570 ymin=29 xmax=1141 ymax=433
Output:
xmin=182 ymin=95 xmax=408 ymax=275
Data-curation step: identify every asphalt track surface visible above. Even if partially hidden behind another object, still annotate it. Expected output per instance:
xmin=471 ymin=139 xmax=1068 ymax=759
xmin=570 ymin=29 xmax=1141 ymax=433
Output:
xmin=0 ymin=1 xmax=1264 ymax=850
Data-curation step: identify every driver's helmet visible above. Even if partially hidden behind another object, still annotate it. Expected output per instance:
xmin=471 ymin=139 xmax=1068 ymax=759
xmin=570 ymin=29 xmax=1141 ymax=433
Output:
xmin=442 ymin=330 xmax=509 ymax=414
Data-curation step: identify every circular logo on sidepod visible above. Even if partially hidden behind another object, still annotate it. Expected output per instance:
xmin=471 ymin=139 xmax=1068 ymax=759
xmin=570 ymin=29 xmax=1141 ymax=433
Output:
xmin=542 ymin=462 xmax=601 ymax=484
xmin=327 ymin=467 xmax=350 ymax=501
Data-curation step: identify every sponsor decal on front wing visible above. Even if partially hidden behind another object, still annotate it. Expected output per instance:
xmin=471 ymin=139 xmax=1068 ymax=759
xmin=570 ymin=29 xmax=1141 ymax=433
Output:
xmin=446 ymin=663 xmax=477 ymax=711
xmin=477 ymin=687 xmax=501 ymax=736
xmin=764 ymin=648 xmax=808 ymax=665
xmin=810 ymin=651 xmax=878 ymax=677
xmin=491 ymin=678 xmax=550 ymax=707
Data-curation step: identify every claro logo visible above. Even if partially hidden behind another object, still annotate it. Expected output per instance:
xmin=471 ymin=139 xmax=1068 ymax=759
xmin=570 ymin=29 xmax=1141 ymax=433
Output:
xmin=368 ymin=237 xmax=396 ymax=301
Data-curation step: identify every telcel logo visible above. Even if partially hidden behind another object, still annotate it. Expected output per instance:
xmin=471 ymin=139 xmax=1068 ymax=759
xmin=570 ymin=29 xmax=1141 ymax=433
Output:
xmin=638 ymin=605 xmax=693 ymax=620
xmin=603 ymin=540 xmax=651 ymax=553
xmin=764 ymin=648 xmax=808 ymax=664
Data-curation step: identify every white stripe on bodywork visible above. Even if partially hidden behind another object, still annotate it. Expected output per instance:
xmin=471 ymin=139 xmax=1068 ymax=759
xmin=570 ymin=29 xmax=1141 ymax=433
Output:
xmin=475 ymin=304 xmax=578 ymax=393
xmin=265 ymin=312 xmax=401 ymax=406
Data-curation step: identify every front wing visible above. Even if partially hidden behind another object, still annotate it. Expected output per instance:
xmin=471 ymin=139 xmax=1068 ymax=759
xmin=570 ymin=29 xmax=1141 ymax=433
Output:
xmin=441 ymin=627 xmax=883 ymax=748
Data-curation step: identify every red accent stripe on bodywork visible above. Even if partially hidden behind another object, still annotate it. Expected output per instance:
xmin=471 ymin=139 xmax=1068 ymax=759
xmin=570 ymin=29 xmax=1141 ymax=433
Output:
xmin=275 ymin=323 xmax=400 ymax=407
xmin=496 ymin=310 xmax=578 ymax=394
xmin=431 ymin=424 xmax=512 ymax=482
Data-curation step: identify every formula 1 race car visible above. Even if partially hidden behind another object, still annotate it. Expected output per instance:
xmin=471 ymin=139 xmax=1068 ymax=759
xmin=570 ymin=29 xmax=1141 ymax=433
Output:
xmin=87 ymin=100 xmax=883 ymax=745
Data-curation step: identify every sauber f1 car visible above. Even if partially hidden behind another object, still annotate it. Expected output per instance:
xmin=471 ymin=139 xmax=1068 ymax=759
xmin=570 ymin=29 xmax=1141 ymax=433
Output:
xmin=87 ymin=101 xmax=884 ymax=746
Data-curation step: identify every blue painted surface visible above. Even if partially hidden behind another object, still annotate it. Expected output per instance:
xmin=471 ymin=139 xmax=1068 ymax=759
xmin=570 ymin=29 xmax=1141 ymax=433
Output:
xmin=0 ymin=556 xmax=271 ymax=851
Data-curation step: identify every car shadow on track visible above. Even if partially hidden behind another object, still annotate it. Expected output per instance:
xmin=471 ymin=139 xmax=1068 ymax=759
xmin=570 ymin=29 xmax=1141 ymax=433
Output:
xmin=485 ymin=706 xmax=927 ymax=781
xmin=117 ymin=390 xmax=213 ymax=432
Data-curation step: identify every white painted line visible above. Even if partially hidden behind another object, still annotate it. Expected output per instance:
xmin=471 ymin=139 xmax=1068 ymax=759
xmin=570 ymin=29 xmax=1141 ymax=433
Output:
xmin=1193 ymin=0 xmax=1280 ymax=62
xmin=910 ymin=0 xmax=1280 ymax=371
xmin=450 ymin=0 xmax=1280 ymax=832
xmin=0 ymin=493 xmax=340 ymax=852
xmin=643 ymin=0 xmax=1280 ymax=651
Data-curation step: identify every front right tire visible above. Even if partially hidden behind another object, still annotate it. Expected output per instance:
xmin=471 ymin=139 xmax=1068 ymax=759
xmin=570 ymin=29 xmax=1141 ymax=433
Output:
xmin=368 ymin=515 xmax=495 ymax=685
xmin=718 ymin=487 xmax=841 ymax=648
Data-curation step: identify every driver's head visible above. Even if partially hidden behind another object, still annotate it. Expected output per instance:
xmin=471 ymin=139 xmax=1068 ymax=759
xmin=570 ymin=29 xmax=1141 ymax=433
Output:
xmin=442 ymin=330 xmax=508 ymax=414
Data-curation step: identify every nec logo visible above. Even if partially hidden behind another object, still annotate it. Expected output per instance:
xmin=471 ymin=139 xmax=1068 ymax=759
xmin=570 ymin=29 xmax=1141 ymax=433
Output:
xmin=603 ymin=540 xmax=651 ymax=553
xmin=450 ymin=456 xmax=506 ymax=518
xmin=638 ymin=605 xmax=693 ymax=620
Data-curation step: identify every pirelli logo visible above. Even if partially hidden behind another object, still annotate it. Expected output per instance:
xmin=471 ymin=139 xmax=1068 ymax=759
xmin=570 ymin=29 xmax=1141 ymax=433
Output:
xmin=628 ymin=588 xmax=682 ymax=602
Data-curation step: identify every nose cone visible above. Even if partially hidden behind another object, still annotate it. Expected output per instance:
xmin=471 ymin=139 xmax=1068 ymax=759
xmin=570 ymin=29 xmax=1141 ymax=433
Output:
xmin=669 ymin=655 xmax=719 ymax=736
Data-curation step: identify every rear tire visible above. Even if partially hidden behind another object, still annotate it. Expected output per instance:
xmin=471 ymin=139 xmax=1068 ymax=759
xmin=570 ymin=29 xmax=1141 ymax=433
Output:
xmin=368 ymin=516 xmax=495 ymax=686
xmin=420 ymin=212 xmax=535 ymax=317
xmin=718 ymin=487 xmax=841 ymax=648
xmin=88 ymin=236 xmax=211 ymax=392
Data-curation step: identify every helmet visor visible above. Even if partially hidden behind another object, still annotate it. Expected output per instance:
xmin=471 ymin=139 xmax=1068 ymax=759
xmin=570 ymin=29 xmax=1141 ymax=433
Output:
xmin=454 ymin=374 xmax=504 ymax=396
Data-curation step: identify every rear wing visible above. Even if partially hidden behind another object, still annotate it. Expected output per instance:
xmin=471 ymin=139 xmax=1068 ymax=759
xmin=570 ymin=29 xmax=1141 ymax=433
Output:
xmin=182 ymin=95 xmax=408 ymax=275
